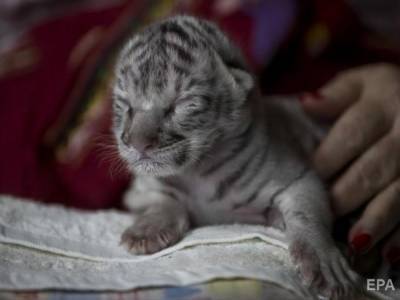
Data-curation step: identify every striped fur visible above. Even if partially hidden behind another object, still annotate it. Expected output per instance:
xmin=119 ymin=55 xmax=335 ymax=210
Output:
xmin=113 ymin=15 xmax=253 ymax=176
xmin=114 ymin=16 xmax=360 ymax=299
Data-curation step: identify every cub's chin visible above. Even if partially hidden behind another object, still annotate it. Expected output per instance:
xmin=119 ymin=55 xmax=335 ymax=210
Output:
xmin=130 ymin=159 xmax=179 ymax=177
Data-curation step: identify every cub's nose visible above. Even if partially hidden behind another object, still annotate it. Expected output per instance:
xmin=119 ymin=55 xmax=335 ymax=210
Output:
xmin=122 ymin=132 xmax=158 ymax=154
xmin=132 ymin=137 xmax=158 ymax=154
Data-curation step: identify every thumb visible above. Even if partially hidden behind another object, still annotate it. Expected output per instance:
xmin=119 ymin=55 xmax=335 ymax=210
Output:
xmin=300 ymin=70 xmax=363 ymax=120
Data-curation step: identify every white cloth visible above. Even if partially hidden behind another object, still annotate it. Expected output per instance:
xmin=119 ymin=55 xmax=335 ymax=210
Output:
xmin=0 ymin=195 xmax=393 ymax=299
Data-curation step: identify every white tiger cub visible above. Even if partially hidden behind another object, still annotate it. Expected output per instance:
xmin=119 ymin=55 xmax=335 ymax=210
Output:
xmin=112 ymin=15 xmax=362 ymax=299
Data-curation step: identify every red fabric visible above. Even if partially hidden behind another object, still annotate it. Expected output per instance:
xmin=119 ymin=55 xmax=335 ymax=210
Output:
xmin=0 ymin=3 xmax=131 ymax=209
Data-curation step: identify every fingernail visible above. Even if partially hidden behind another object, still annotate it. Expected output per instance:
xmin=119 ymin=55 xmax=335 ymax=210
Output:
xmin=385 ymin=247 xmax=400 ymax=265
xmin=350 ymin=233 xmax=372 ymax=254
xmin=299 ymin=91 xmax=324 ymax=102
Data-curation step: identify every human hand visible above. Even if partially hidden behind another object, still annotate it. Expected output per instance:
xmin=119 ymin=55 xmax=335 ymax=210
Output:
xmin=301 ymin=63 xmax=400 ymax=266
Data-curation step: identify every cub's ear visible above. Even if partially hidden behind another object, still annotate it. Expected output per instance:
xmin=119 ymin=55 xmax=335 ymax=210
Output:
xmin=229 ymin=67 xmax=254 ymax=96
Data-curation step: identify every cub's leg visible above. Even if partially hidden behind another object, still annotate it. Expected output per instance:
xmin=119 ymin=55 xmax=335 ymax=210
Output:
xmin=276 ymin=170 xmax=362 ymax=299
xmin=120 ymin=176 xmax=190 ymax=254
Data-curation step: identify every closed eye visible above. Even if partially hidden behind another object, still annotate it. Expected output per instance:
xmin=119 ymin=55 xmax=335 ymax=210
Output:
xmin=177 ymin=95 xmax=210 ymax=109
xmin=113 ymin=95 xmax=134 ymax=120
xmin=126 ymin=106 xmax=134 ymax=120
xmin=164 ymin=105 xmax=175 ymax=118
xmin=164 ymin=97 xmax=195 ymax=118
xmin=174 ymin=95 xmax=211 ymax=116
xmin=114 ymin=94 xmax=130 ymax=106
xmin=175 ymin=98 xmax=200 ymax=112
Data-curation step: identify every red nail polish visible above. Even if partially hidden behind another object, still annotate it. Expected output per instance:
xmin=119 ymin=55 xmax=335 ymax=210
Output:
xmin=299 ymin=91 xmax=324 ymax=103
xmin=311 ymin=91 xmax=323 ymax=101
xmin=350 ymin=233 xmax=371 ymax=254
xmin=386 ymin=247 xmax=400 ymax=264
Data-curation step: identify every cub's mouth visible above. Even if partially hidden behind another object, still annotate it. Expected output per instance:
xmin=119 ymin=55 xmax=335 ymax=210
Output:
xmin=128 ymin=152 xmax=180 ymax=176
xmin=120 ymin=138 xmax=192 ymax=176
xmin=132 ymin=160 xmax=175 ymax=176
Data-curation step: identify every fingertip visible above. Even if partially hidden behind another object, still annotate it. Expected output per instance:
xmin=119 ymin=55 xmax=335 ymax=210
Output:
xmin=330 ymin=181 xmax=348 ymax=215
xmin=348 ymin=225 xmax=373 ymax=255
xmin=299 ymin=91 xmax=327 ymax=114
xmin=312 ymin=147 xmax=333 ymax=179
xmin=382 ymin=228 xmax=400 ymax=266
xmin=299 ymin=91 xmax=324 ymax=103
xmin=300 ymin=86 xmax=355 ymax=120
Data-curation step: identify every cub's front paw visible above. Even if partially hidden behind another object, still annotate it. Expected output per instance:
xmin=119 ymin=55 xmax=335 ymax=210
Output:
xmin=120 ymin=214 xmax=189 ymax=255
xmin=290 ymin=239 xmax=362 ymax=299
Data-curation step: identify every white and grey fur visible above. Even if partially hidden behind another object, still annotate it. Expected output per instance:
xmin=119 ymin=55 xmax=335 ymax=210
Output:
xmin=112 ymin=16 xmax=362 ymax=299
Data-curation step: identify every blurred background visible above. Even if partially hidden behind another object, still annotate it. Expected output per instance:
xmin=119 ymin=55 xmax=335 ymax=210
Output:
xmin=0 ymin=0 xmax=399 ymax=210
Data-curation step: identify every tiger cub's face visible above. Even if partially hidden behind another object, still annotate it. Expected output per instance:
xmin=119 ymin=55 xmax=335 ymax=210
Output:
xmin=112 ymin=16 xmax=254 ymax=176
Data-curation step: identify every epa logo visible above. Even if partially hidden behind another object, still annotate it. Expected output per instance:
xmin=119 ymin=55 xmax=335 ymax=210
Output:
xmin=366 ymin=279 xmax=396 ymax=291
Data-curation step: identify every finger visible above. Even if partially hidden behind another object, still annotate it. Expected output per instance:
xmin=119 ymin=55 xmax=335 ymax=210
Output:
xmin=314 ymin=100 xmax=388 ymax=179
xmin=301 ymin=70 xmax=362 ymax=120
xmin=348 ymin=178 xmax=400 ymax=254
xmin=383 ymin=226 xmax=400 ymax=266
xmin=331 ymin=132 xmax=400 ymax=216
